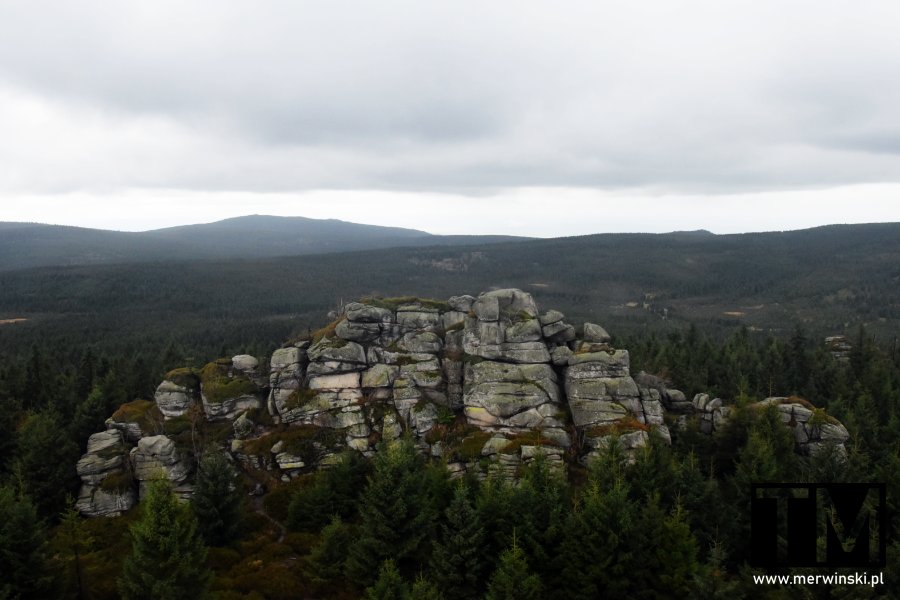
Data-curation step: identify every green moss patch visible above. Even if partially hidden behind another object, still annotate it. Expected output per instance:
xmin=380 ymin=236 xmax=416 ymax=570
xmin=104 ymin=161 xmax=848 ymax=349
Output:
xmin=164 ymin=367 xmax=200 ymax=389
xmin=111 ymin=399 xmax=162 ymax=431
xmin=360 ymin=296 xmax=450 ymax=312
xmin=242 ymin=425 xmax=341 ymax=463
xmin=457 ymin=431 xmax=492 ymax=461
xmin=500 ymin=431 xmax=562 ymax=454
xmin=200 ymin=360 xmax=259 ymax=404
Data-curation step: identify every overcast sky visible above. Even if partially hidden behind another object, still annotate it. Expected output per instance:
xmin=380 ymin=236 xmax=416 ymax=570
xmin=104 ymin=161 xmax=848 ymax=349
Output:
xmin=1 ymin=1 xmax=899 ymax=236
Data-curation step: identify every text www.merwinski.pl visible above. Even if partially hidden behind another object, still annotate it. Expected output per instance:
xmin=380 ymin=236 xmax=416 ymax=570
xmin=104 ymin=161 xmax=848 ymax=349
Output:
xmin=753 ymin=572 xmax=884 ymax=587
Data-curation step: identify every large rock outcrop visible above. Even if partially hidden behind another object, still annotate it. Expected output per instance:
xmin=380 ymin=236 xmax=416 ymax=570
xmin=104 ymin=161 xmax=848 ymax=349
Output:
xmin=76 ymin=288 xmax=853 ymax=515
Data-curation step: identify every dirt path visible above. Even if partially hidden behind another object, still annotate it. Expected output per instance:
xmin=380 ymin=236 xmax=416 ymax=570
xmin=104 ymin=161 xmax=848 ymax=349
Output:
xmin=250 ymin=493 xmax=287 ymax=543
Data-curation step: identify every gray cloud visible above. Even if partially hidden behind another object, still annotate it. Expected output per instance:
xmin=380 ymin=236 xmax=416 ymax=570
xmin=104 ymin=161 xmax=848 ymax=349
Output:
xmin=2 ymin=1 xmax=900 ymax=197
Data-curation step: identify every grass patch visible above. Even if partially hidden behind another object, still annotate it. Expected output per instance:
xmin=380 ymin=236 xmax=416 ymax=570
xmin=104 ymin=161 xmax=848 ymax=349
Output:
xmin=164 ymin=367 xmax=200 ymax=388
xmin=361 ymin=296 xmax=450 ymax=312
xmin=499 ymin=430 xmax=562 ymax=454
xmin=243 ymin=425 xmax=341 ymax=466
xmin=456 ymin=431 xmax=492 ymax=461
xmin=285 ymin=387 xmax=318 ymax=410
xmin=111 ymin=399 xmax=162 ymax=431
xmin=305 ymin=316 xmax=346 ymax=344
xmin=761 ymin=396 xmax=841 ymax=425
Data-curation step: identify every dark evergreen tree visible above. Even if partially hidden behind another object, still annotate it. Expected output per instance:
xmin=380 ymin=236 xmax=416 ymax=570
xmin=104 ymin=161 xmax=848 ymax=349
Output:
xmin=345 ymin=437 xmax=437 ymax=586
xmin=429 ymin=483 xmax=486 ymax=599
xmin=410 ymin=575 xmax=444 ymax=600
xmin=485 ymin=536 xmax=542 ymax=600
xmin=308 ymin=516 xmax=353 ymax=584
xmin=118 ymin=478 xmax=211 ymax=600
xmin=0 ymin=486 xmax=53 ymax=599
xmin=75 ymin=348 xmax=96 ymax=402
xmin=70 ymin=385 xmax=110 ymax=451
xmin=13 ymin=408 xmax=80 ymax=518
xmin=366 ymin=560 xmax=409 ymax=600
xmin=23 ymin=345 xmax=52 ymax=412
xmin=192 ymin=450 xmax=242 ymax=546
xmin=55 ymin=496 xmax=94 ymax=600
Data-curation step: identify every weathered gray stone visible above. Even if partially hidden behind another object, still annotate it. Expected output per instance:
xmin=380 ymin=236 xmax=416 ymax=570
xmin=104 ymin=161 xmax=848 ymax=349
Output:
xmin=539 ymin=310 xmax=565 ymax=326
xmin=398 ymin=331 xmax=443 ymax=354
xmin=583 ymin=323 xmax=612 ymax=343
xmin=132 ymin=435 xmax=191 ymax=497
xmin=473 ymin=289 xmax=538 ymax=321
xmin=566 ymin=350 xmax=630 ymax=375
xmin=345 ymin=302 xmax=394 ymax=323
xmin=543 ymin=321 xmax=576 ymax=343
xmin=307 ymin=338 xmax=367 ymax=366
xmin=568 ymin=399 xmax=628 ymax=426
xmin=448 ymin=295 xmax=476 ymax=312
xmin=270 ymin=347 xmax=301 ymax=370
xmin=309 ymin=372 xmax=361 ymax=390
xmin=362 ymin=364 xmax=399 ymax=388
xmin=232 ymin=354 xmax=259 ymax=373
xmin=233 ymin=412 xmax=255 ymax=439
xmin=397 ymin=308 xmax=441 ymax=331
xmin=551 ymin=346 xmax=573 ymax=366
xmin=505 ymin=319 xmax=543 ymax=343
xmin=202 ymin=393 xmax=261 ymax=420
xmin=335 ymin=320 xmax=382 ymax=343
xmin=77 ymin=485 xmax=135 ymax=518
xmin=154 ymin=380 xmax=197 ymax=419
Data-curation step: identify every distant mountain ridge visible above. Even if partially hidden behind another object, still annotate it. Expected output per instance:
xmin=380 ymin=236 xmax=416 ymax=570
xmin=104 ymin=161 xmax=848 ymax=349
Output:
xmin=0 ymin=215 xmax=528 ymax=270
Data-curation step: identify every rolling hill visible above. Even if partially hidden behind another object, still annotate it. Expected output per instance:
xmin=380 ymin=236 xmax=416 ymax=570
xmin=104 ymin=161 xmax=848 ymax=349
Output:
xmin=0 ymin=215 xmax=527 ymax=270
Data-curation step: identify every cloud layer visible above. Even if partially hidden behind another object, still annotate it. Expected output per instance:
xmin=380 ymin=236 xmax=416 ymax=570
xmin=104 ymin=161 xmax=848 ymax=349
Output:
xmin=1 ymin=1 xmax=899 ymax=230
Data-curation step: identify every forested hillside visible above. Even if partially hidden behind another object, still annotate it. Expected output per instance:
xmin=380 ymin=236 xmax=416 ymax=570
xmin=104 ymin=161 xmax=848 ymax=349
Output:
xmin=1 ymin=224 xmax=899 ymax=599
xmin=0 ymin=215 xmax=526 ymax=271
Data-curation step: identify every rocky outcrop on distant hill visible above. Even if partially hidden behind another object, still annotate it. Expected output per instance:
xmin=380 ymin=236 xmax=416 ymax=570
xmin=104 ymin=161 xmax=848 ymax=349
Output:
xmin=75 ymin=288 xmax=852 ymax=516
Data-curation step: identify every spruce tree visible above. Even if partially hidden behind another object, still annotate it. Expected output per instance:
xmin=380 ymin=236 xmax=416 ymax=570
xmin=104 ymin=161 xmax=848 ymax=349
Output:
xmin=56 ymin=497 xmax=95 ymax=600
xmin=345 ymin=437 xmax=436 ymax=586
xmin=366 ymin=560 xmax=409 ymax=600
xmin=0 ymin=486 xmax=53 ymax=599
xmin=13 ymin=408 xmax=80 ymax=518
xmin=429 ymin=483 xmax=485 ymax=599
xmin=410 ymin=575 xmax=444 ymax=600
xmin=118 ymin=478 xmax=211 ymax=600
xmin=485 ymin=536 xmax=542 ymax=600
xmin=192 ymin=450 xmax=242 ymax=546
xmin=308 ymin=516 xmax=353 ymax=584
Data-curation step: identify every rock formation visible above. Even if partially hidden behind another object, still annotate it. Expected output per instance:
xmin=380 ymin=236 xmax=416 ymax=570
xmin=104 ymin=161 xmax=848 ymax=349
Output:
xmin=74 ymin=288 xmax=852 ymax=516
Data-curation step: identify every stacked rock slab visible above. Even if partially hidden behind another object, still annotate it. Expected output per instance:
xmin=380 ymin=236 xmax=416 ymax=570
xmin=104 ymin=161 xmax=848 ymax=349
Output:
xmin=76 ymin=430 xmax=136 ymax=517
xmin=131 ymin=435 xmax=193 ymax=500
xmin=564 ymin=345 xmax=670 ymax=463
xmin=268 ymin=344 xmax=309 ymax=422
xmin=153 ymin=368 xmax=200 ymax=419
